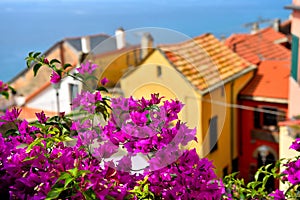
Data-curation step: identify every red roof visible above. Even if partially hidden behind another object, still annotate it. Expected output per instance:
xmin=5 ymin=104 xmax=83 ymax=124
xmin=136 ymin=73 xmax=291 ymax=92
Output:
xmin=240 ymin=60 xmax=290 ymax=99
xmin=278 ymin=119 xmax=300 ymax=126
xmin=257 ymin=27 xmax=288 ymax=43
xmin=19 ymin=106 xmax=57 ymax=121
xmin=225 ymin=34 xmax=249 ymax=48
xmin=225 ymin=28 xmax=290 ymax=65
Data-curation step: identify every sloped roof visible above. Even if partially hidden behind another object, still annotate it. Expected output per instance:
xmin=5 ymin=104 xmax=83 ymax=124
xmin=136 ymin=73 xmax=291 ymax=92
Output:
xmin=18 ymin=106 xmax=57 ymax=121
xmin=240 ymin=60 xmax=290 ymax=100
xmin=159 ymin=33 xmax=255 ymax=92
xmin=225 ymin=34 xmax=249 ymax=48
xmin=257 ymin=27 xmax=288 ymax=43
xmin=225 ymin=29 xmax=290 ymax=65
xmin=64 ymin=33 xmax=127 ymax=55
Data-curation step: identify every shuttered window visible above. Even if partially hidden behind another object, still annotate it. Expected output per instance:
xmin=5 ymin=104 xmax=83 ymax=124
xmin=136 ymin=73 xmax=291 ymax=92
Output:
xmin=291 ymin=34 xmax=299 ymax=81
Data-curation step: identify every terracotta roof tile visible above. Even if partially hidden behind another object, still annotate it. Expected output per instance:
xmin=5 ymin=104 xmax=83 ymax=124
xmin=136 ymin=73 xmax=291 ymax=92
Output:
xmin=257 ymin=27 xmax=288 ymax=43
xmin=159 ymin=33 xmax=253 ymax=91
xmin=240 ymin=60 xmax=290 ymax=99
xmin=225 ymin=28 xmax=290 ymax=65
xmin=19 ymin=106 xmax=57 ymax=121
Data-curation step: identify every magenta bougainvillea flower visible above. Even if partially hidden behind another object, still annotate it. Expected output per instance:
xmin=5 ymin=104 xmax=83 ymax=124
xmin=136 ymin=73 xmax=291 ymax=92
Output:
xmin=100 ymin=77 xmax=109 ymax=86
xmin=71 ymin=91 xmax=102 ymax=113
xmin=270 ymin=189 xmax=286 ymax=200
xmin=43 ymin=58 xmax=49 ymax=65
xmin=77 ymin=61 xmax=98 ymax=74
xmin=0 ymin=80 xmax=8 ymax=92
xmin=0 ymin=107 xmax=21 ymax=126
xmin=50 ymin=70 xmax=61 ymax=84
xmin=35 ymin=111 xmax=49 ymax=124
xmin=290 ymin=138 xmax=300 ymax=152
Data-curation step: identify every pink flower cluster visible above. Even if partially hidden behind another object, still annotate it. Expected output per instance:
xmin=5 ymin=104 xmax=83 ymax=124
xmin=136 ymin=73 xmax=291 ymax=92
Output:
xmin=0 ymin=93 xmax=225 ymax=199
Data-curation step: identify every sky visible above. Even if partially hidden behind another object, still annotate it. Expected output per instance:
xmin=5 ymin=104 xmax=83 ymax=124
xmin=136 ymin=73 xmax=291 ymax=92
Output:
xmin=0 ymin=0 xmax=292 ymax=82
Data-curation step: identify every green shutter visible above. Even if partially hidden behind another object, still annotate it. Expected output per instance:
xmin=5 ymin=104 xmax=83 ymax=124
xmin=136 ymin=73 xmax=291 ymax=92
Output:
xmin=291 ymin=34 xmax=299 ymax=81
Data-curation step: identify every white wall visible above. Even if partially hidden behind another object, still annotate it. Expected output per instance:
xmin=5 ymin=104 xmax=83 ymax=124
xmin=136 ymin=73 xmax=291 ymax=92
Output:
xmin=26 ymin=72 xmax=82 ymax=114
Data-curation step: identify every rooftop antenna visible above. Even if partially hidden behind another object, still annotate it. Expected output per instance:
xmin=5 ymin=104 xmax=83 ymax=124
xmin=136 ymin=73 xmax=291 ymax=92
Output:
xmin=243 ymin=17 xmax=274 ymax=34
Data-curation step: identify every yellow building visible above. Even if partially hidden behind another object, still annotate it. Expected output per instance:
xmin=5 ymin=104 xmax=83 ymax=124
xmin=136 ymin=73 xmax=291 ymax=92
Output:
xmin=120 ymin=33 xmax=256 ymax=177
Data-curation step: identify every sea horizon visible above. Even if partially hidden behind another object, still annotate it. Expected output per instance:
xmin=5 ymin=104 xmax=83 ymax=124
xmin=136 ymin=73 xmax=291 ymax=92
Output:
xmin=0 ymin=0 xmax=291 ymax=82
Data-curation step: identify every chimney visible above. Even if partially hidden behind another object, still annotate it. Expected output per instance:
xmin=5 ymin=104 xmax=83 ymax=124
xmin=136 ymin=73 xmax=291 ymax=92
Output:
xmin=273 ymin=18 xmax=281 ymax=31
xmin=81 ymin=36 xmax=90 ymax=53
xmin=251 ymin=22 xmax=259 ymax=34
xmin=14 ymin=94 xmax=25 ymax=107
xmin=115 ymin=27 xmax=126 ymax=49
xmin=141 ymin=32 xmax=153 ymax=59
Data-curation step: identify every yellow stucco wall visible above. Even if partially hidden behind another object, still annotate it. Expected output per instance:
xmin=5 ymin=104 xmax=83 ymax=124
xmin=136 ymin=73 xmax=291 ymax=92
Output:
xmin=93 ymin=48 xmax=143 ymax=88
xmin=120 ymin=50 xmax=203 ymax=154
xmin=203 ymin=70 xmax=254 ymax=177
xmin=121 ymin=49 xmax=255 ymax=177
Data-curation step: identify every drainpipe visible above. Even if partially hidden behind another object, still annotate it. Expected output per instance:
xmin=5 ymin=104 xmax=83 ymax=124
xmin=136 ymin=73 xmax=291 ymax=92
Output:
xmin=230 ymin=81 xmax=234 ymax=172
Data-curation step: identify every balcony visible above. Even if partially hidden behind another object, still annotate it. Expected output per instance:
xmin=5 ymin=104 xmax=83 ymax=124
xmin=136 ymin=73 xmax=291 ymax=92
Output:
xmin=251 ymin=128 xmax=279 ymax=143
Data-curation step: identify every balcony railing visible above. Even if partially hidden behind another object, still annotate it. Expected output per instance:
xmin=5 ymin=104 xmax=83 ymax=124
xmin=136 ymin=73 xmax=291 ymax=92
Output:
xmin=251 ymin=128 xmax=279 ymax=143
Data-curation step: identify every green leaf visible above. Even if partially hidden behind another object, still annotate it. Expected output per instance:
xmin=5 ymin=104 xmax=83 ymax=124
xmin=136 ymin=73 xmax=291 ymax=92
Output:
xmin=63 ymin=63 xmax=72 ymax=70
xmin=30 ymin=121 xmax=45 ymax=129
xmin=26 ymin=138 xmax=43 ymax=153
xmin=23 ymin=156 xmax=38 ymax=162
xmin=96 ymin=86 xmax=109 ymax=93
xmin=254 ymin=172 xmax=260 ymax=182
xmin=82 ymin=188 xmax=97 ymax=200
xmin=33 ymin=52 xmax=41 ymax=58
xmin=50 ymin=59 xmax=61 ymax=65
xmin=64 ymin=177 xmax=74 ymax=188
xmin=16 ymin=143 xmax=28 ymax=149
xmin=57 ymin=172 xmax=71 ymax=182
xmin=9 ymin=86 xmax=16 ymax=95
xmin=45 ymin=187 xmax=64 ymax=200
xmin=262 ymin=175 xmax=270 ymax=187
xmin=26 ymin=59 xmax=32 ymax=68
xmin=143 ymin=184 xmax=149 ymax=192
xmin=33 ymin=63 xmax=43 ymax=76
xmin=73 ymin=72 xmax=84 ymax=80
xmin=3 ymin=128 xmax=19 ymax=137
xmin=1 ymin=91 xmax=9 ymax=99
xmin=29 ymin=52 xmax=34 ymax=57
xmin=68 ymin=167 xmax=78 ymax=177
xmin=78 ymin=170 xmax=90 ymax=177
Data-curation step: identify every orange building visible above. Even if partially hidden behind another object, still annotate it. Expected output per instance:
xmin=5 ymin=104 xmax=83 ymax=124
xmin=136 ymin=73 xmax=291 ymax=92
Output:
xmin=226 ymin=27 xmax=291 ymax=187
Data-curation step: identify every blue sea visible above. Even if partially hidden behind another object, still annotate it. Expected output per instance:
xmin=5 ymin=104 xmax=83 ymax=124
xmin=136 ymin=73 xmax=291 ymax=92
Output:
xmin=0 ymin=0 xmax=291 ymax=82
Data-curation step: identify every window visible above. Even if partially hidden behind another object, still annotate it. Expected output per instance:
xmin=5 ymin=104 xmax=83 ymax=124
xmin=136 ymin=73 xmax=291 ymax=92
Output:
xmin=157 ymin=66 xmax=162 ymax=77
xmin=263 ymin=107 xmax=277 ymax=126
xmin=209 ymin=116 xmax=218 ymax=153
xmin=254 ymin=110 xmax=261 ymax=129
xmin=223 ymin=166 xmax=228 ymax=177
xmin=253 ymin=107 xmax=286 ymax=131
xmin=69 ymin=83 xmax=79 ymax=105
xmin=291 ymin=34 xmax=299 ymax=81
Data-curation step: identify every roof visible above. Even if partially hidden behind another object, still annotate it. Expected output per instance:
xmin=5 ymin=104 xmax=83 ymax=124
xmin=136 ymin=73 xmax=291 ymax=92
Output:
xmin=9 ymin=32 xmax=116 ymax=84
xmin=285 ymin=4 xmax=300 ymax=10
xmin=225 ymin=34 xmax=249 ymax=48
xmin=65 ymin=33 xmax=119 ymax=54
xmin=257 ymin=27 xmax=288 ymax=44
xmin=159 ymin=33 xmax=255 ymax=92
xmin=225 ymin=29 xmax=291 ymax=65
xmin=278 ymin=119 xmax=300 ymax=126
xmin=240 ymin=60 xmax=290 ymax=100
xmin=18 ymin=106 xmax=57 ymax=121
